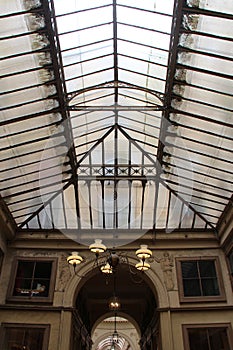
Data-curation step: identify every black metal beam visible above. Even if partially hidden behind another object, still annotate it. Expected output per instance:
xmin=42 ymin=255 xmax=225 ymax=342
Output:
xmin=156 ymin=0 xmax=184 ymax=167
xmin=183 ymin=6 xmax=233 ymax=20
xmin=69 ymin=105 xmax=164 ymax=111
xmin=113 ymin=0 xmax=118 ymax=103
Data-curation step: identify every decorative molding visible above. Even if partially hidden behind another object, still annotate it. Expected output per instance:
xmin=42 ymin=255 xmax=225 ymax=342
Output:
xmin=57 ymin=253 xmax=72 ymax=292
xmin=159 ymin=252 xmax=174 ymax=291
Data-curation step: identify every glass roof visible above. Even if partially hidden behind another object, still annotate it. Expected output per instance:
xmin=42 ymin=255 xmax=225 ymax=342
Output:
xmin=0 ymin=0 xmax=232 ymax=242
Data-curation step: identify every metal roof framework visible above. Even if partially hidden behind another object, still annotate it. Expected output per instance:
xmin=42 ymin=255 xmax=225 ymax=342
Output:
xmin=0 ymin=0 xmax=232 ymax=244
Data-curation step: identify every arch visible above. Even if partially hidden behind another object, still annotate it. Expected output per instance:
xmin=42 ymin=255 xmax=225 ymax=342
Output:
xmin=63 ymin=253 xmax=169 ymax=309
xmin=92 ymin=311 xmax=141 ymax=337
xmin=93 ymin=331 xmax=138 ymax=350
xmin=67 ymin=80 xmax=163 ymax=104
xmin=92 ymin=315 xmax=140 ymax=350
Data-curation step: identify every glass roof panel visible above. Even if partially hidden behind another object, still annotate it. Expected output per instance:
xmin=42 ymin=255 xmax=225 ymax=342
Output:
xmin=197 ymin=0 xmax=233 ymax=15
xmin=173 ymin=84 xmax=233 ymax=110
xmin=64 ymin=55 xmax=113 ymax=81
xmin=118 ymin=69 xmax=166 ymax=93
xmin=178 ymin=52 xmax=233 ymax=76
xmin=66 ymin=69 xmax=114 ymax=93
xmin=192 ymin=15 xmax=232 ymax=38
xmin=179 ymin=34 xmax=233 ymax=59
xmin=117 ymin=90 xmax=161 ymax=106
xmin=1 ymin=0 xmax=232 ymax=233
xmin=118 ymin=23 xmax=170 ymax=51
xmin=54 ymin=0 xmax=111 ymax=16
xmin=118 ymin=40 xmax=169 ymax=67
xmin=118 ymin=56 xmax=167 ymax=81
xmin=117 ymin=5 xmax=172 ymax=33
xmin=71 ymin=110 xmax=114 ymax=126
xmin=117 ymin=0 xmax=175 ymax=16
xmin=58 ymin=23 xmax=113 ymax=50
xmin=63 ymin=46 xmax=112 ymax=68
xmin=56 ymin=6 xmax=112 ymax=34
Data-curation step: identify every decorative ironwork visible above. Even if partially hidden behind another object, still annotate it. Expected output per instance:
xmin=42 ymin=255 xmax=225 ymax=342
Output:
xmin=77 ymin=165 xmax=157 ymax=177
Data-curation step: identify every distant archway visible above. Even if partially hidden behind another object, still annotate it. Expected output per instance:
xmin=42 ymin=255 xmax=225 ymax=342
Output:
xmin=92 ymin=316 xmax=140 ymax=350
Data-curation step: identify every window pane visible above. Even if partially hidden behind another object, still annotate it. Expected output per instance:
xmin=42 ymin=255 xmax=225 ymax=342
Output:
xmin=201 ymin=278 xmax=220 ymax=296
xmin=181 ymin=261 xmax=198 ymax=278
xmin=180 ymin=259 xmax=222 ymax=298
xmin=32 ymin=279 xmax=50 ymax=297
xmin=12 ymin=260 xmax=52 ymax=298
xmin=199 ymin=261 xmax=217 ymax=278
xmin=3 ymin=328 xmax=24 ymax=349
xmin=16 ymin=261 xmax=34 ymax=278
xmin=3 ymin=327 xmax=45 ymax=350
xmin=209 ymin=328 xmax=230 ymax=350
xmin=183 ymin=279 xmax=201 ymax=296
xmin=34 ymin=262 xmax=52 ymax=279
xmin=24 ymin=329 xmax=44 ymax=350
xmin=188 ymin=328 xmax=209 ymax=350
xmin=228 ymin=250 xmax=233 ymax=275
xmin=14 ymin=278 xmax=33 ymax=296
xmin=187 ymin=327 xmax=231 ymax=350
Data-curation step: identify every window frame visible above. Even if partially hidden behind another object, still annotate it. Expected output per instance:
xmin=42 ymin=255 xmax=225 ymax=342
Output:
xmin=0 ymin=248 xmax=4 ymax=276
xmin=226 ymin=245 xmax=233 ymax=288
xmin=182 ymin=323 xmax=233 ymax=350
xmin=176 ymin=256 xmax=226 ymax=303
xmin=0 ymin=323 xmax=50 ymax=350
xmin=7 ymin=257 xmax=57 ymax=303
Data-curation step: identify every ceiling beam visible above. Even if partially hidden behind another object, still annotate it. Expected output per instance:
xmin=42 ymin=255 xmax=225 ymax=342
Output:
xmin=69 ymin=106 xmax=164 ymax=111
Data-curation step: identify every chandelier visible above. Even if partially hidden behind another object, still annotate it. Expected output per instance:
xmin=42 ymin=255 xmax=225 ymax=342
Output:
xmin=67 ymin=239 xmax=153 ymax=274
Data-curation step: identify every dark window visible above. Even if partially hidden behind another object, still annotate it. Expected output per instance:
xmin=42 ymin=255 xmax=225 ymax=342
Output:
xmin=0 ymin=324 xmax=49 ymax=350
xmin=176 ymin=257 xmax=225 ymax=302
xmin=185 ymin=326 xmax=232 ymax=350
xmin=181 ymin=260 xmax=219 ymax=297
xmin=7 ymin=258 xmax=57 ymax=302
xmin=13 ymin=261 xmax=52 ymax=297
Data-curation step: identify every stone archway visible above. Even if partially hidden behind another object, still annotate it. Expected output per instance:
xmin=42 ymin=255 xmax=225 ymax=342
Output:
xmin=62 ymin=254 xmax=171 ymax=350
xmin=63 ymin=255 xmax=169 ymax=309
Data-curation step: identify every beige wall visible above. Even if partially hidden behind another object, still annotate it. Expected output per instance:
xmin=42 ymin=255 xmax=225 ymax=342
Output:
xmin=0 ymin=309 xmax=70 ymax=350
xmin=0 ymin=235 xmax=232 ymax=350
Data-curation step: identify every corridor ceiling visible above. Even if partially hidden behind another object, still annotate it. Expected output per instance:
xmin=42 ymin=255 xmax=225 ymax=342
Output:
xmin=0 ymin=0 xmax=232 ymax=243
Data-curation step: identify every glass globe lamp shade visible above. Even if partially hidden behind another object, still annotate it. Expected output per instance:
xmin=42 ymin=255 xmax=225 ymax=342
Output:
xmin=67 ymin=252 xmax=83 ymax=266
xmin=135 ymin=260 xmax=150 ymax=271
xmin=135 ymin=245 xmax=152 ymax=260
xmin=89 ymin=239 xmax=106 ymax=254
